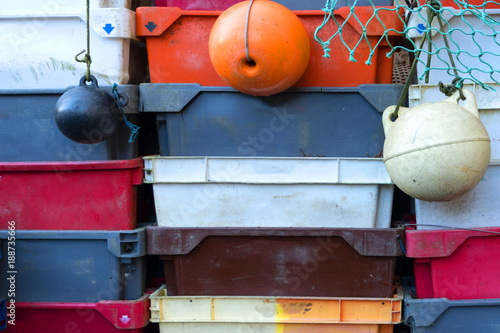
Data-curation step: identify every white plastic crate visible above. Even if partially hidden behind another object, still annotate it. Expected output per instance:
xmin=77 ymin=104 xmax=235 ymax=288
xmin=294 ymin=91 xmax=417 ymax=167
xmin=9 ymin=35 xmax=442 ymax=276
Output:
xmin=407 ymin=8 xmax=500 ymax=84
xmin=415 ymin=160 xmax=500 ymax=229
xmin=409 ymin=83 xmax=500 ymax=158
xmin=0 ymin=0 xmax=136 ymax=89
xmin=143 ymin=156 xmax=394 ymax=228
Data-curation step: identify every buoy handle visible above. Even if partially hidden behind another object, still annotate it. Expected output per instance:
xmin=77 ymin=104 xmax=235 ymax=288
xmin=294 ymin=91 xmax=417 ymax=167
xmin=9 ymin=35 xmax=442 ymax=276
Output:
xmin=382 ymin=105 xmax=408 ymax=136
xmin=444 ymin=89 xmax=480 ymax=119
xmin=79 ymin=75 xmax=99 ymax=88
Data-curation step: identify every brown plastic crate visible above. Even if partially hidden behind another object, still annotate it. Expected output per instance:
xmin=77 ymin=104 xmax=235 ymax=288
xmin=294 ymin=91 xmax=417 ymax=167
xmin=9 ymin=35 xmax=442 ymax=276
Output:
xmin=147 ymin=227 xmax=405 ymax=297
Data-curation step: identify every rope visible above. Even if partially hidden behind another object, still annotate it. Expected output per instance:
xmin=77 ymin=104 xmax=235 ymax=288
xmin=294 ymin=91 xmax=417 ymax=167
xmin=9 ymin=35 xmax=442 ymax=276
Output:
xmin=75 ymin=0 xmax=92 ymax=81
xmin=112 ymin=83 xmax=141 ymax=143
xmin=245 ymin=0 xmax=256 ymax=63
xmin=438 ymin=77 xmax=465 ymax=99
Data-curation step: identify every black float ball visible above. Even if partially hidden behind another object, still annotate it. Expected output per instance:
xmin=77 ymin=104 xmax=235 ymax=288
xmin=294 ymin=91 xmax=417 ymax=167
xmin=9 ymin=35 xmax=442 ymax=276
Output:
xmin=55 ymin=75 xmax=120 ymax=144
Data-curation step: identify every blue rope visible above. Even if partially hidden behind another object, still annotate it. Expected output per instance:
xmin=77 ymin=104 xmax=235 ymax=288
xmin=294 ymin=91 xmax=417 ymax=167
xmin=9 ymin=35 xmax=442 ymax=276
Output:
xmin=112 ymin=83 xmax=140 ymax=143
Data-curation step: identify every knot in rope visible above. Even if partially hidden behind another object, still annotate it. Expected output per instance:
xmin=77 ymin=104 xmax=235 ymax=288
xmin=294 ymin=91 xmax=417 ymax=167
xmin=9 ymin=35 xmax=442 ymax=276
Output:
xmin=438 ymin=77 xmax=466 ymax=100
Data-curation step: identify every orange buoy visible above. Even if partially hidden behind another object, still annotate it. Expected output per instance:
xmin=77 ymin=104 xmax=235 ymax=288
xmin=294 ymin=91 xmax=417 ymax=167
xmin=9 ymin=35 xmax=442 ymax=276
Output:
xmin=208 ymin=0 xmax=310 ymax=96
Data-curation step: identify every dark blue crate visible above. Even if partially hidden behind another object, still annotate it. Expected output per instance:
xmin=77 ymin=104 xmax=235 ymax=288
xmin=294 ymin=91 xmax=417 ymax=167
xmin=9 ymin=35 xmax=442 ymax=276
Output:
xmin=0 ymin=86 xmax=139 ymax=162
xmin=404 ymin=294 xmax=500 ymax=332
xmin=0 ymin=228 xmax=147 ymax=303
xmin=139 ymin=84 xmax=403 ymax=157
xmin=0 ymin=297 xmax=6 ymax=330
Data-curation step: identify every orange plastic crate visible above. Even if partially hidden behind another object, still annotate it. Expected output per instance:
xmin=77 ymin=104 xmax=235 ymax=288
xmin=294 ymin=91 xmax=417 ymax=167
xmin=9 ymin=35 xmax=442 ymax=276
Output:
xmin=136 ymin=7 xmax=403 ymax=87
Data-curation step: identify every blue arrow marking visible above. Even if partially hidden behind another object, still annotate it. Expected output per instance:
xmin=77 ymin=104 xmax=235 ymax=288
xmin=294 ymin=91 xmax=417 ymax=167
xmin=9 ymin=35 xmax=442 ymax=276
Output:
xmin=417 ymin=23 xmax=426 ymax=34
xmin=103 ymin=23 xmax=115 ymax=34
xmin=145 ymin=21 xmax=157 ymax=32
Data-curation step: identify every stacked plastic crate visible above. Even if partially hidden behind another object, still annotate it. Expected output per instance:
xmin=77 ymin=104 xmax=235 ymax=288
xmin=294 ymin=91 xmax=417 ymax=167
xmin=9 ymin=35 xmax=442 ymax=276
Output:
xmin=0 ymin=1 xmax=152 ymax=332
xmin=137 ymin=0 xmax=407 ymax=331
xmin=402 ymin=2 xmax=500 ymax=331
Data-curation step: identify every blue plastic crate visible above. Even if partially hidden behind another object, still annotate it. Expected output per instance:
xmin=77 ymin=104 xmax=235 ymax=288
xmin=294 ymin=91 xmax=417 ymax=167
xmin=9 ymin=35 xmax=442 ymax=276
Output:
xmin=0 ymin=86 xmax=139 ymax=162
xmin=404 ymin=294 xmax=500 ymax=332
xmin=0 ymin=228 xmax=147 ymax=302
xmin=0 ymin=297 xmax=6 ymax=330
xmin=139 ymin=84 xmax=403 ymax=157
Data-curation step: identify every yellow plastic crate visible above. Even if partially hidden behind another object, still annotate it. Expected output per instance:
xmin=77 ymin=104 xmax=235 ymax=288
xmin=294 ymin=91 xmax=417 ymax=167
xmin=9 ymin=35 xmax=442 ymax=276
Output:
xmin=149 ymin=285 xmax=403 ymax=332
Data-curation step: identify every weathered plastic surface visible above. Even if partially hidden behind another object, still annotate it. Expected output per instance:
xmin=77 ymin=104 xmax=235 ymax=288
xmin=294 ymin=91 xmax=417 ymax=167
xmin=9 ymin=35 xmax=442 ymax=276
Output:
xmin=149 ymin=285 xmax=402 ymax=332
xmin=147 ymin=227 xmax=405 ymax=298
xmin=415 ymin=161 xmax=500 ymax=229
xmin=140 ymin=84 xmax=404 ymax=157
xmin=0 ymin=158 xmax=143 ymax=230
xmin=2 ymin=293 xmax=150 ymax=332
xmin=144 ymin=156 xmax=394 ymax=228
xmin=407 ymin=9 xmax=500 ymax=84
xmin=136 ymin=7 xmax=402 ymax=87
xmin=0 ymin=4 xmax=137 ymax=89
xmin=154 ymin=0 xmax=394 ymax=10
xmin=406 ymin=227 xmax=500 ymax=300
xmin=1 ymin=0 xmax=133 ymax=13
xmin=157 ymin=323 xmax=395 ymax=333
xmin=410 ymin=83 xmax=500 ymax=160
xmin=0 ymin=228 xmax=147 ymax=302
xmin=0 ymin=86 xmax=139 ymax=162
xmin=404 ymin=294 xmax=500 ymax=332
xmin=150 ymin=285 xmax=403 ymax=323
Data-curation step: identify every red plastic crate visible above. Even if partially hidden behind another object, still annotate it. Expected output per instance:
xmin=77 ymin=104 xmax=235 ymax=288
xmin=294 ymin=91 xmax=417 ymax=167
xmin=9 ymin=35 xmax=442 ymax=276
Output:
xmin=406 ymin=227 xmax=500 ymax=300
xmin=136 ymin=7 xmax=403 ymax=87
xmin=0 ymin=158 xmax=143 ymax=230
xmin=2 ymin=293 xmax=150 ymax=332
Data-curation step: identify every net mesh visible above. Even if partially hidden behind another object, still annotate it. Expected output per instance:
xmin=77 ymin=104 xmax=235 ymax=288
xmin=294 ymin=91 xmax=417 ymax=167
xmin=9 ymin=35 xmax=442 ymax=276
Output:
xmin=314 ymin=0 xmax=500 ymax=90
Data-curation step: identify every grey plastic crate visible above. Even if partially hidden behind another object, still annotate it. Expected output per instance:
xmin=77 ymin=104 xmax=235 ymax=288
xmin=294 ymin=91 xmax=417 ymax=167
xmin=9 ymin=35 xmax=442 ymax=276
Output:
xmin=0 ymin=86 xmax=139 ymax=162
xmin=0 ymin=228 xmax=147 ymax=302
xmin=404 ymin=294 xmax=500 ymax=332
xmin=140 ymin=84 xmax=404 ymax=157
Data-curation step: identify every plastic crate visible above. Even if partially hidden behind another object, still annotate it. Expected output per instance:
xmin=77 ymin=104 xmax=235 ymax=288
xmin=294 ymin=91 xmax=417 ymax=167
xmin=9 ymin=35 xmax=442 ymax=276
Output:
xmin=0 ymin=2 xmax=141 ymax=90
xmin=140 ymin=84 xmax=404 ymax=158
xmin=144 ymin=156 xmax=394 ymax=228
xmin=136 ymin=7 xmax=402 ymax=87
xmin=0 ymin=86 xmax=140 ymax=162
xmin=154 ymin=0 xmax=393 ymax=10
xmin=147 ymin=227 xmax=405 ymax=298
xmin=406 ymin=9 xmax=500 ymax=84
xmin=0 ymin=228 xmax=147 ymax=302
xmin=413 ymin=161 xmax=500 ymax=230
xmin=149 ymin=285 xmax=402 ymax=333
xmin=2 ymin=293 xmax=150 ymax=332
xmin=0 ymin=298 xmax=6 ymax=331
xmin=404 ymin=294 xmax=500 ymax=332
xmin=0 ymin=158 xmax=142 ymax=230
xmin=405 ymin=227 xmax=500 ymax=300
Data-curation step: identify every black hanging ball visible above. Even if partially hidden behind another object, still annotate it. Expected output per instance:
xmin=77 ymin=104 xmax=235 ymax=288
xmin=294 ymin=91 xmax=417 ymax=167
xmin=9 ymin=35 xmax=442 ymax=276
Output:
xmin=55 ymin=75 xmax=120 ymax=144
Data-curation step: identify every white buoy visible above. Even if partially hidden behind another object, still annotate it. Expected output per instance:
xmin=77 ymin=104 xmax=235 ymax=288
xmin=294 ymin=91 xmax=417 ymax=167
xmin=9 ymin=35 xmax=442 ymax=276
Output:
xmin=382 ymin=89 xmax=491 ymax=202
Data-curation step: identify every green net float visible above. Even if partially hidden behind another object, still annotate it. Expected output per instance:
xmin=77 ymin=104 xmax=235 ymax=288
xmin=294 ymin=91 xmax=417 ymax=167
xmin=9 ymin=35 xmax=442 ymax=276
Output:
xmin=382 ymin=89 xmax=491 ymax=202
